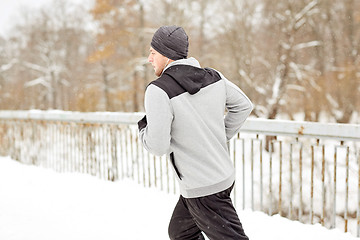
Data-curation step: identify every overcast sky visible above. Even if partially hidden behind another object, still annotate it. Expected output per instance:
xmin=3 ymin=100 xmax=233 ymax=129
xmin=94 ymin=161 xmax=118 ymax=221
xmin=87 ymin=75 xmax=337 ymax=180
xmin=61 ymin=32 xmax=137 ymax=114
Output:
xmin=0 ymin=0 xmax=45 ymax=37
xmin=0 ymin=0 xmax=93 ymax=38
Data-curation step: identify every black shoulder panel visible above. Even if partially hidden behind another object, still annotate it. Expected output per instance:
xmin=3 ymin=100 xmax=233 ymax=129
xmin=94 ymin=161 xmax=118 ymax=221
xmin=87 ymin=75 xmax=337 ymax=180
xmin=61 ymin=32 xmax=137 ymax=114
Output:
xmin=150 ymin=75 xmax=186 ymax=99
xmin=149 ymin=66 xmax=222 ymax=99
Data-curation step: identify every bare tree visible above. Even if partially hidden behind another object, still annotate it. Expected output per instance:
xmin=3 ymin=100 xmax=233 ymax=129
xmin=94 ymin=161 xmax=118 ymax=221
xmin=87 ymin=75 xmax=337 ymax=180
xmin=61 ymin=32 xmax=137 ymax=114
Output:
xmin=0 ymin=0 xmax=358 ymax=120
xmin=90 ymin=0 xmax=154 ymax=112
xmin=10 ymin=0 xmax=94 ymax=110
xmin=324 ymin=0 xmax=360 ymax=123
xmin=217 ymin=0 xmax=321 ymax=121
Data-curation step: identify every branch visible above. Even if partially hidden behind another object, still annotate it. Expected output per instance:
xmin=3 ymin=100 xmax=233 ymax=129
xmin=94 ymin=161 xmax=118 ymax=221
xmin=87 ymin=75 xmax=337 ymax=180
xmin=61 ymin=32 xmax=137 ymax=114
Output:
xmin=24 ymin=77 xmax=51 ymax=89
xmin=0 ymin=59 xmax=18 ymax=73
xmin=294 ymin=0 xmax=318 ymax=23
xmin=293 ymin=41 xmax=322 ymax=51
xmin=239 ymin=69 xmax=266 ymax=95
xmin=22 ymin=61 xmax=48 ymax=74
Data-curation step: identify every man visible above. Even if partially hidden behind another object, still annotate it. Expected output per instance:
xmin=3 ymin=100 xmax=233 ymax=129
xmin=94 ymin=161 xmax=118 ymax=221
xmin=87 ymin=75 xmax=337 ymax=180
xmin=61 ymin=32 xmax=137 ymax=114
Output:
xmin=138 ymin=25 xmax=252 ymax=240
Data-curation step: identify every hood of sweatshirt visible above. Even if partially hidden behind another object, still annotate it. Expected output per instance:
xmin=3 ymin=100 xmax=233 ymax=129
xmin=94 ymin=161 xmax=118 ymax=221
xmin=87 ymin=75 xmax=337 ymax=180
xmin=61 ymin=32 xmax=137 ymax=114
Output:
xmin=162 ymin=57 xmax=221 ymax=95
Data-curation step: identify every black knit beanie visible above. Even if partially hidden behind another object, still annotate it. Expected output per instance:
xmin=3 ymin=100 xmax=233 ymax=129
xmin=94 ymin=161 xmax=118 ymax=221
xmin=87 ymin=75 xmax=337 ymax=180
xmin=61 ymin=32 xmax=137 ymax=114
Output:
xmin=151 ymin=26 xmax=188 ymax=60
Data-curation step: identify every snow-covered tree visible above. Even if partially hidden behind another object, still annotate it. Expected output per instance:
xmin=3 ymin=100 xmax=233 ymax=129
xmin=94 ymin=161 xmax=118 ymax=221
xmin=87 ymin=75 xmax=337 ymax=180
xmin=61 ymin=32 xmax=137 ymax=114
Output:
xmin=217 ymin=0 xmax=321 ymax=121
xmin=0 ymin=0 xmax=358 ymax=120
xmin=320 ymin=0 xmax=360 ymax=123
xmin=89 ymin=0 xmax=152 ymax=112
xmin=11 ymin=0 xmax=94 ymax=110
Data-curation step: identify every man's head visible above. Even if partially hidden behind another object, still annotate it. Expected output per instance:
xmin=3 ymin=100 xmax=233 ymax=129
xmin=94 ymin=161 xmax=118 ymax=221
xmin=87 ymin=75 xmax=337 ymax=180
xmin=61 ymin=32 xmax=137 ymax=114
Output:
xmin=148 ymin=26 xmax=189 ymax=76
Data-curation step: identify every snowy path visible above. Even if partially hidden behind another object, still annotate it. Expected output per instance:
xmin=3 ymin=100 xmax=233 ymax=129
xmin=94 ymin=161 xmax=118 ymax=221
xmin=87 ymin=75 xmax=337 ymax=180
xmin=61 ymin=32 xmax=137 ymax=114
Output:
xmin=0 ymin=156 xmax=358 ymax=240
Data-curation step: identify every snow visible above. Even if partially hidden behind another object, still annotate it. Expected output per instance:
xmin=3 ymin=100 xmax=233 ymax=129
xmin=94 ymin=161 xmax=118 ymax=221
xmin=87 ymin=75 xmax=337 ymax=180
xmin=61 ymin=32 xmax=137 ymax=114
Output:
xmin=0 ymin=59 xmax=17 ymax=73
xmin=294 ymin=0 xmax=318 ymax=23
xmin=293 ymin=41 xmax=322 ymax=51
xmin=0 ymin=156 xmax=358 ymax=240
xmin=289 ymin=62 xmax=303 ymax=80
xmin=239 ymin=69 xmax=267 ymax=95
xmin=270 ymin=76 xmax=282 ymax=105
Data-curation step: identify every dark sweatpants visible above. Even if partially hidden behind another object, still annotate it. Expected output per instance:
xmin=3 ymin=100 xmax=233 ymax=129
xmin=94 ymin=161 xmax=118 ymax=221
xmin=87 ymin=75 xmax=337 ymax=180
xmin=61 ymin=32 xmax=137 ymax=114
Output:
xmin=168 ymin=183 xmax=249 ymax=240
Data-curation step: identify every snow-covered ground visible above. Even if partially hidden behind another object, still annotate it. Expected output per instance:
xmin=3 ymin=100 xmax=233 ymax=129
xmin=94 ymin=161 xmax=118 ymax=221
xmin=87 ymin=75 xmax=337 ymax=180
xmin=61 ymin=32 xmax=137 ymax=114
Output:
xmin=0 ymin=156 xmax=358 ymax=240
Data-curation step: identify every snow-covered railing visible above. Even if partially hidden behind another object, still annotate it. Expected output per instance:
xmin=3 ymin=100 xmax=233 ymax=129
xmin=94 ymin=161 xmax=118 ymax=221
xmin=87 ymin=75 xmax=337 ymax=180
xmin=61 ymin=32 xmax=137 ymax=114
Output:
xmin=0 ymin=110 xmax=359 ymax=237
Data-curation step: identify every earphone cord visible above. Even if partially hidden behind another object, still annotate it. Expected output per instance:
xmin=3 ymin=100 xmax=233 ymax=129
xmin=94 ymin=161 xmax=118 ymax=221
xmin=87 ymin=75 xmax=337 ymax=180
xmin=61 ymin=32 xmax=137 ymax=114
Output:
xmin=161 ymin=58 xmax=170 ymax=75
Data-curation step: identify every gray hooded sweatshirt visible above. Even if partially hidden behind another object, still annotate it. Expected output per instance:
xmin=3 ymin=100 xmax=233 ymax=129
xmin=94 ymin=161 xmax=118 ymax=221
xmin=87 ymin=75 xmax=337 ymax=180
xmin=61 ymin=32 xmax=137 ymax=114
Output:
xmin=139 ymin=57 xmax=253 ymax=198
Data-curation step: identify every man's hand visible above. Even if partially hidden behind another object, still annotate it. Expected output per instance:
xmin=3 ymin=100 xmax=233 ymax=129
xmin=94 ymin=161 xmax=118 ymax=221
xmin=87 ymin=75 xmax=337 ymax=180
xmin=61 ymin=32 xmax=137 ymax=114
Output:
xmin=137 ymin=115 xmax=147 ymax=131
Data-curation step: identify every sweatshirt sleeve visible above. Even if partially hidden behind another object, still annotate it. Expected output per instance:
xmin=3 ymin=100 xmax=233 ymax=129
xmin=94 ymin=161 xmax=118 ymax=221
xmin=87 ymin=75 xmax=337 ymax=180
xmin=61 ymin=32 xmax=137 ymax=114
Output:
xmin=224 ymin=79 xmax=253 ymax=140
xmin=139 ymin=84 xmax=173 ymax=156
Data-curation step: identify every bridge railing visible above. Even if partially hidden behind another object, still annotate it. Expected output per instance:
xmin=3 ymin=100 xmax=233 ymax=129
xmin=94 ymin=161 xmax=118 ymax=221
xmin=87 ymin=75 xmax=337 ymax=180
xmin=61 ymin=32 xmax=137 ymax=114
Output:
xmin=0 ymin=110 xmax=359 ymax=237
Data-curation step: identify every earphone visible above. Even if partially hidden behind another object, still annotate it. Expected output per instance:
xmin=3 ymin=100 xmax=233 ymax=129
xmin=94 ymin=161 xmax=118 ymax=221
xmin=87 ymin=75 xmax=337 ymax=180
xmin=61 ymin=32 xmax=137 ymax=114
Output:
xmin=164 ymin=58 xmax=170 ymax=68
xmin=160 ymin=58 xmax=170 ymax=76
